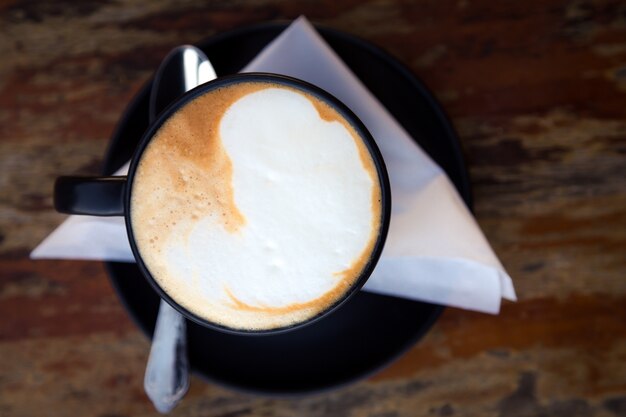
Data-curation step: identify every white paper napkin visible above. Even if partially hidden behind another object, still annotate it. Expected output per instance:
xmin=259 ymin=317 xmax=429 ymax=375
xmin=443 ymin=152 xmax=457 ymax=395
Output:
xmin=32 ymin=16 xmax=516 ymax=314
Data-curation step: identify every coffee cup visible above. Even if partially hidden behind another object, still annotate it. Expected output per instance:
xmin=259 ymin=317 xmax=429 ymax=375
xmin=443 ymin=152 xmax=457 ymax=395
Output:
xmin=54 ymin=73 xmax=391 ymax=335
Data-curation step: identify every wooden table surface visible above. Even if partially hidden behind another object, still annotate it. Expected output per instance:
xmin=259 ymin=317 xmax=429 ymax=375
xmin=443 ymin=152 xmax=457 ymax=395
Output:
xmin=1 ymin=1 xmax=625 ymax=416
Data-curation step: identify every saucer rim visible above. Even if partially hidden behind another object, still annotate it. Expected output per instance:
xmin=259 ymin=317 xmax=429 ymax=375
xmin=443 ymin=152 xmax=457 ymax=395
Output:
xmin=102 ymin=21 xmax=470 ymax=395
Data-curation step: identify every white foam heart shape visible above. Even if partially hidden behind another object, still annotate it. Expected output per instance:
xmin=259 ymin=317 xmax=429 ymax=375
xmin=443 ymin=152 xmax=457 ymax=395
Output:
xmin=135 ymin=85 xmax=380 ymax=330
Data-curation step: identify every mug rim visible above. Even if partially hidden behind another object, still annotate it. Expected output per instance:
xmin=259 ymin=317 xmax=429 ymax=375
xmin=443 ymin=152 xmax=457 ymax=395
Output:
xmin=124 ymin=73 xmax=391 ymax=336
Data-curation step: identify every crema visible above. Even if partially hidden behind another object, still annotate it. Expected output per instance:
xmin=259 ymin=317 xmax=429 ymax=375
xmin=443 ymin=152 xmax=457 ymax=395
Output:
xmin=130 ymin=80 xmax=382 ymax=330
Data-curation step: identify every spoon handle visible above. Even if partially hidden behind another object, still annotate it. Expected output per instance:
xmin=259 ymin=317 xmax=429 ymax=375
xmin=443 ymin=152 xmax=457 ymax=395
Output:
xmin=144 ymin=300 xmax=189 ymax=413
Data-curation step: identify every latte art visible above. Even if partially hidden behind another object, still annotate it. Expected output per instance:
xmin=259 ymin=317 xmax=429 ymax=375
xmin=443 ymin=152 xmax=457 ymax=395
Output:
xmin=130 ymin=81 xmax=382 ymax=330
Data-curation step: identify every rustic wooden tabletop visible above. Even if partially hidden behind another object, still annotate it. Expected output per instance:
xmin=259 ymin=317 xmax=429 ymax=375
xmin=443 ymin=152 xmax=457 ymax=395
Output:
xmin=1 ymin=1 xmax=625 ymax=416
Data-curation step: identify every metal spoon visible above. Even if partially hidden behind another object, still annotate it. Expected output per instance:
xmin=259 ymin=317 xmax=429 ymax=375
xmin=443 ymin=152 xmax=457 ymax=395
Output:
xmin=143 ymin=45 xmax=216 ymax=414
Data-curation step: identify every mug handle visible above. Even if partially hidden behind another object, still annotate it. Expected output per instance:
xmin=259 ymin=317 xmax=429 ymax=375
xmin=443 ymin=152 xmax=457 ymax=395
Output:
xmin=54 ymin=176 xmax=127 ymax=216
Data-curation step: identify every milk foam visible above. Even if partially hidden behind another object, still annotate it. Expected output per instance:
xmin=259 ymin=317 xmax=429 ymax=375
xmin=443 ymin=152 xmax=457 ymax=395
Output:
xmin=131 ymin=82 xmax=381 ymax=330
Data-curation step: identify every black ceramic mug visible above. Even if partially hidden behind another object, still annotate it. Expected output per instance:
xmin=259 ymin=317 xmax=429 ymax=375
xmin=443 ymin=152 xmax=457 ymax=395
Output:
xmin=54 ymin=73 xmax=391 ymax=335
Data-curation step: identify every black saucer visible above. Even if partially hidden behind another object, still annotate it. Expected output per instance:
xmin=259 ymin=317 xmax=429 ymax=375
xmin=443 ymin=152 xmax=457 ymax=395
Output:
xmin=102 ymin=22 xmax=472 ymax=395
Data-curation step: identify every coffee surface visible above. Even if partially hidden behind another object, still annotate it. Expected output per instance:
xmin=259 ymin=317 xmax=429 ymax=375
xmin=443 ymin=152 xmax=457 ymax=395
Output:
xmin=130 ymin=81 xmax=381 ymax=330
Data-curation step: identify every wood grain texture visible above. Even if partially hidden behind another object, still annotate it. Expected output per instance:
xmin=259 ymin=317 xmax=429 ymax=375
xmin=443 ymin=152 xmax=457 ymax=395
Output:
xmin=1 ymin=0 xmax=625 ymax=416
